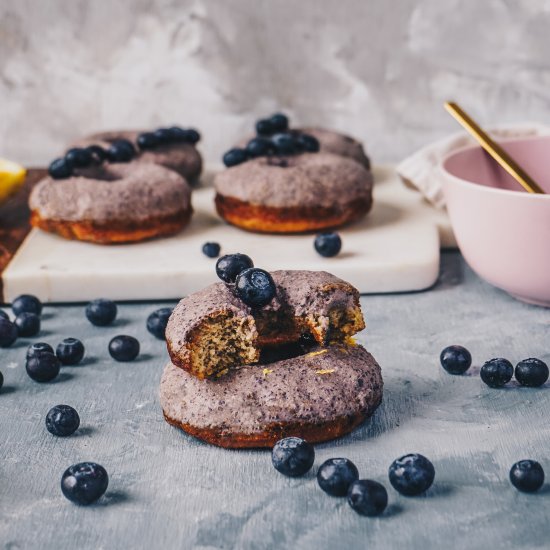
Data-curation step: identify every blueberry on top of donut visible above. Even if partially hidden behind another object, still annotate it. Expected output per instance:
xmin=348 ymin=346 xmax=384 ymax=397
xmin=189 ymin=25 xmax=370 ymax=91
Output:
xmin=107 ymin=139 xmax=136 ymax=162
xmin=137 ymin=132 xmax=160 ymax=150
xmin=86 ymin=145 xmax=108 ymax=164
xmin=65 ymin=148 xmax=93 ymax=168
xmin=48 ymin=158 xmax=73 ymax=179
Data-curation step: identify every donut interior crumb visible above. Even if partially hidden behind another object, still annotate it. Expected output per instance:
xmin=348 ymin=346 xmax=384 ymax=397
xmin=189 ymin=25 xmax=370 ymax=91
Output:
xmin=186 ymin=304 xmax=364 ymax=379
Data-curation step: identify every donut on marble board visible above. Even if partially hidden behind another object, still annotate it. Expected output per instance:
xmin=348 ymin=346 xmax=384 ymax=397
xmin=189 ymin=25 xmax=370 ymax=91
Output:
xmin=215 ymin=153 xmax=373 ymax=233
xmin=160 ymin=268 xmax=383 ymax=448
xmin=74 ymin=128 xmax=202 ymax=184
xmin=30 ymin=162 xmax=192 ymax=244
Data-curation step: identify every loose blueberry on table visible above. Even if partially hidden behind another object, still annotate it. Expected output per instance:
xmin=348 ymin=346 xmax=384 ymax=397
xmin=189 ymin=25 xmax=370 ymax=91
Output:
xmin=108 ymin=335 xmax=140 ymax=362
xmin=347 ymin=479 xmax=388 ymax=517
xmin=272 ymin=437 xmax=315 ymax=477
xmin=56 ymin=338 xmax=85 ymax=365
xmin=440 ymin=345 xmax=472 ymax=375
xmin=12 ymin=294 xmax=42 ymax=316
xmin=0 ymin=317 xmax=18 ymax=348
xmin=27 ymin=342 xmax=54 ymax=360
xmin=26 ymin=352 xmax=61 ymax=383
xmin=314 ymin=232 xmax=342 ymax=258
xmin=514 ymin=358 xmax=549 ymax=387
xmin=0 ymin=370 xmax=3 ymax=391
xmin=61 ymin=462 xmax=109 ymax=505
xmin=480 ymin=358 xmax=514 ymax=388
xmin=216 ymin=253 xmax=254 ymax=284
xmin=509 ymin=460 xmax=545 ymax=493
xmin=146 ymin=308 xmax=173 ymax=340
xmin=14 ymin=312 xmax=41 ymax=337
xmin=388 ymin=453 xmax=435 ymax=496
xmin=46 ymin=405 xmax=80 ymax=437
xmin=235 ymin=268 xmax=276 ymax=308
xmin=86 ymin=298 xmax=118 ymax=326
xmin=317 ymin=458 xmax=360 ymax=496
xmin=202 ymin=242 xmax=221 ymax=258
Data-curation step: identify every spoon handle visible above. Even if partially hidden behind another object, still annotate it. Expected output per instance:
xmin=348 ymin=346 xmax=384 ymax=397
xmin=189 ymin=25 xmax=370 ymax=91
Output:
xmin=444 ymin=102 xmax=545 ymax=194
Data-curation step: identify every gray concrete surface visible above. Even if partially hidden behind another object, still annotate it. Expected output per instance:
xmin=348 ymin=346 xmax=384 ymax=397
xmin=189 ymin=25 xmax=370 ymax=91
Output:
xmin=2 ymin=1 xmax=550 ymax=166
xmin=1 ymin=252 xmax=549 ymax=549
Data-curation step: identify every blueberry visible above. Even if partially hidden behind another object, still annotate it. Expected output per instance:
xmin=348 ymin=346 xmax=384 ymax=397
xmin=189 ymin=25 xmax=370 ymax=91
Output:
xmin=86 ymin=145 xmax=108 ymax=164
xmin=27 ymin=342 xmax=54 ymax=360
xmin=440 ymin=345 xmax=472 ymax=375
xmin=146 ymin=308 xmax=173 ymax=340
xmin=65 ymin=147 xmax=93 ymax=168
xmin=297 ymin=133 xmax=320 ymax=152
xmin=246 ymin=137 xmax=273 ymax=158
xmin=317 ymin=458 xmax=359 ymax=496
xmin=269 ymin=113 xmax=289 ymax=132
xmin=183 ymin=128 xmax=201 ymax=144
xmin=61 ymin=462 xmax=109 ymax=505
xmin=137 ymin=132 xmax=159 ymax=150
xmin=480 ymin=358 xmax=513 ymax=388
xmin=0 ymin=310 xmax=8 ymax=320
xmin=256 ymin=118 xmax=275 ymax=136
xmin=271 ymin=132 xmax=297 ymax=155
xmin=12 ymin=294 xmax=42 ymax=316
xmin=235 ymin=268 xmax=276 ymax=308
xmin=108 ymin=335 xmax=140 ymax=362
xmin=85 ymin=299 xmax=117 ymax=326
xmin=48 ymin=157 xmax=73 ymax=179
xmin=0 ymin=370 xmax=3 ymax=390
xmin=14 ymin=312 xmax=40 ymax=337
xmin=348 ymin=479 xmax=388 ymax=516
xmin=56 ymin=338 xmax=85 ymax=365
xmin=314 ymin=232 xmax=342 ymax=257
xmin=154 ymin=128 xmax=173 ymax=144
xmin=215 ymin=253 xmax=254 ymax=283
xmin=46 ymin=404 xmax=80 ymax=437
xmin=509 ymin=460 xmax=545 ymax=493
xmin=26 ymin=352 xmax=61 ymax=382
xmin=515 ymin=358 xmax=549 ymax=387
xmin=202 ymin=242 xmax=221 ymax=258
xmin=223 ymin=148 xmax=248 ymax=167
xmin=0 ymin=318 xmax=18 ymax=348
xmin=389 ymin=453 xmax=435 ymax=496
xmin=272 ymin=437 xmax=315 ymax=477
xmin=107 ymin=140 xmax=135 ymax=162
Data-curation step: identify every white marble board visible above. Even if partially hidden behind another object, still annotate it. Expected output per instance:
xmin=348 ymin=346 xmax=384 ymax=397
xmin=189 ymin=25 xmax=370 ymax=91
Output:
xmin=2 ymin=166 xmax=454 ymax=303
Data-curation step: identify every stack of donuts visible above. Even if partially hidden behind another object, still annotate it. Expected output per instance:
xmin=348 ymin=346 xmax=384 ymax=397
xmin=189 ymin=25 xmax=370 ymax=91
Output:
xmin=159 ymin=253 xmax=383 ymax=448
xmin=29 ymin=113 xmax=374 ymax=243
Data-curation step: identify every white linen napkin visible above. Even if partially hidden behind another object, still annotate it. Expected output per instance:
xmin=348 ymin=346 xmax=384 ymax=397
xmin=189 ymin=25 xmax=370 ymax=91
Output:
xmin=396 ymin=124 xmax=550 ymax=209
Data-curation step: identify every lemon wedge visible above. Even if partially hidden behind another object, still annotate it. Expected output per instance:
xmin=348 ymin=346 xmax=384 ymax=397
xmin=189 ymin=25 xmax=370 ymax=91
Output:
xmin=0 ymin=159 xmax=26 ymax=205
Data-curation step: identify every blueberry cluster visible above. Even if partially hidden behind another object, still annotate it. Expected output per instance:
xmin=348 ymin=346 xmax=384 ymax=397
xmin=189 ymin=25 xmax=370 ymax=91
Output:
xmin=222 ymin=112 xmax=320 ymax=167
xmin=0 ymin=294 xmax=43 ymax=349
xmin=271 ymin=438 xmax=438 ymax=516
xmin=440 ymin=345 xmax=549 ymax=388
xmin=48 ymin=126 xmax=200 ymax=180
xmin=215 ymin=253 xmax=276 ymax=308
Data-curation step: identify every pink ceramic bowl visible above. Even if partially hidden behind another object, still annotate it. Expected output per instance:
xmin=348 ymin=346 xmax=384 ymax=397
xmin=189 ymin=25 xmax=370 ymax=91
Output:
xmin=441 ymin=136 xmax=550 ymax=307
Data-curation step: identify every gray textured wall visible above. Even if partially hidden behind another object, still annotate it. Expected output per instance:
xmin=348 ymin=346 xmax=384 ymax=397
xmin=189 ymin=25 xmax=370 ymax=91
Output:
xmin=1 ymin=0 xmax=550 ymax=166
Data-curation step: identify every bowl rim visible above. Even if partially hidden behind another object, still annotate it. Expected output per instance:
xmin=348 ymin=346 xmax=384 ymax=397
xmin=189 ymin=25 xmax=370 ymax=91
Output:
xmin=440 ymin=135 xmax=550 ymax=201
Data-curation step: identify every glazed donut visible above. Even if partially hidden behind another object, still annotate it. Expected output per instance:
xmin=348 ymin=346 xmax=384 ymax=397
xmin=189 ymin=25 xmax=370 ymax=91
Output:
xmin=160 ymin=343 xmax=383 ymax=448
xmin=29 ymin=162 xmax=192 ymax=244
xmin=74 ymin=130 xmax=202 ymax=184
xmin=214 ymin=153 xmax=373 ymax=233
xmin=165 ymin=270 xmax=365 ymax=380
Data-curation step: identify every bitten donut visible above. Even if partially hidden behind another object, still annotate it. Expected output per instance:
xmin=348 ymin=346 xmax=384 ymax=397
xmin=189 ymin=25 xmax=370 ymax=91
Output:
xmin=160 ymin=343 xmax=383 ymax=448
xmin=30 ymin=162 xmax=192 ymax=244
xmin=74 ymin=129 xmax=202 ymax=183
xmin=214 ymin=153 xmax=373 ymax=233
xmin=165 ymin=270 xmax=365 ymax=379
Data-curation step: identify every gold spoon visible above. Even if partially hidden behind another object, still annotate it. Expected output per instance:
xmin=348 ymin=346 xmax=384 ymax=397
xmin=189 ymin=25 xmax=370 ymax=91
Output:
xmin=444 ymin=101 xmax=545 ymax=194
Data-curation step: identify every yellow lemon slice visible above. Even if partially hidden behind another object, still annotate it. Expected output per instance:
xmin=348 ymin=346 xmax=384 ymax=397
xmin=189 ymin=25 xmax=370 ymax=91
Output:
xmin=0 ymin=159 xmax=26 ymax=205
